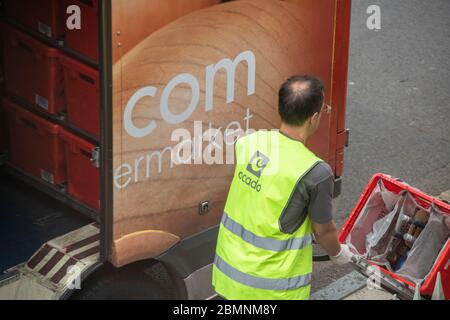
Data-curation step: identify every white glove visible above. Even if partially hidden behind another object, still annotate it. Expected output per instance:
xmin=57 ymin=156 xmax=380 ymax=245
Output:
xmin=330 ymin=244 xmax=354 ymax=265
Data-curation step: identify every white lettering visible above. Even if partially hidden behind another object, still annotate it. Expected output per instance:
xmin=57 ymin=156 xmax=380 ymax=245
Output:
xmin=66 ymin=5 xmax=81 ymax=30
xmin=193 ymin=121 xmax=204 ymax=165
xmin=146 ymin=147 xmax=174 ymax=178
xmin=205 ymin=50 xmax=256 ymax=111
xmin=123 ymin=87 xmax=158 ymax=138
xmin=173 ymin=305 xmax=208 ymax=318
xmin=171 ymin=129 xmax=193 ymax=165
xmin=366 ymin=5 xmax=381 ymax=30
xmin=134 ymin=156 xmax=145 ymax=183
xmin=123 ymin=50 xmax=256 ymax=139
xmin=203 ymin=127 xmax=224 ymax=165
xmin=114 ymin=163 xmax=133 ymax=189
xmin=66 ymin=265 xmax=81 ymax=290
xmin=160 ymin=73 xmax=200 ymax=124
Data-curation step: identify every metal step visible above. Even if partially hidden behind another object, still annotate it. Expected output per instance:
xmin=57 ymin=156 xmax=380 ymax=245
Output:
xmin=0 ymin=224 xmax=101 ymax=300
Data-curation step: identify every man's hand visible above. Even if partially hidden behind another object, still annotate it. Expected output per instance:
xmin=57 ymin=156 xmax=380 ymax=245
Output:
xmin=312 ymin=220 xmax=354 ymax=265
xmin=312 ymin=220 xmax=341 ymax=257
xmin=330 ymin=244 xmax=354 ymax=265
xmin=313 ymin=221 xmax=355 ymax=265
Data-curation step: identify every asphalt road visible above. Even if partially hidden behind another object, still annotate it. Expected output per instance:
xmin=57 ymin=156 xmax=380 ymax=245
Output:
xmin=313 ymin=0 xmax=450 ymax=292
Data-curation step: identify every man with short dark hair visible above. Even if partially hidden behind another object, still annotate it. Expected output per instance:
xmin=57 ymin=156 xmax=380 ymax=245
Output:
xmin=212 ymin=75 xmax=353 ymax=300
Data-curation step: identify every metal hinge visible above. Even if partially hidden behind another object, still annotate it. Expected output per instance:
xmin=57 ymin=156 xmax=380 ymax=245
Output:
xmin=90 ymin=147 xmax=100 ymax=168
xmin=337 ymin=129 xmax=350 ymax=148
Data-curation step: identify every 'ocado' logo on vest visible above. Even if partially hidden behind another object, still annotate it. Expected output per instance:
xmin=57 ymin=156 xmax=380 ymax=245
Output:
xmin=247 ymin=151 xmax=270 ymax=178
xmin=238 ymin=151 xmax=270 ymax=192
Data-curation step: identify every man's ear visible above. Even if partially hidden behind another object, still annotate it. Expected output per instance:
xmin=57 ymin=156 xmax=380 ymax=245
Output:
xmin=310 ymin=111 xmax=320 ymax=124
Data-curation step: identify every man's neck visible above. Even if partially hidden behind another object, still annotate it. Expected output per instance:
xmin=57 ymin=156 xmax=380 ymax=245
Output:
xmin=279 ymin=123 xmax=309 ymax=144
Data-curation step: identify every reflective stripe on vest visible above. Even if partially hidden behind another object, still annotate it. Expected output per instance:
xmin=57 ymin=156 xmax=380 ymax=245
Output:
xmin=214 ymin=255 xmax=312 ymax=291
xmin=221 ymin=212 xmax=313 ymax=252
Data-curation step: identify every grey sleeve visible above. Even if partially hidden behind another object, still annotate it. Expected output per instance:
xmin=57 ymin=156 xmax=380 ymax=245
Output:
xmin=279 ymin=162 xmax=335 ymax=234
xmin=306 ymin=162 xmax=335 ymax=224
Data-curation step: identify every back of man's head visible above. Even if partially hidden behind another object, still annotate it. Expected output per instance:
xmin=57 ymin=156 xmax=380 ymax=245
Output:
xmin=278 ymin=75 xmax=324 ymax=126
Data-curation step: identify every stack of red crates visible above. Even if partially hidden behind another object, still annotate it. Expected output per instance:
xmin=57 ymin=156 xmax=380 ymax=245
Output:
xmin=1 ymin=2 xmax=100 ymax=211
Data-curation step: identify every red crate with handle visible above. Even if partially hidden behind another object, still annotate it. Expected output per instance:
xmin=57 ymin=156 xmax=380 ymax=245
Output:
xmin=3 ymin=25 xmax=65 ymax=114
xmin=2 ymin=97 xmax=66 ymax=185
xmin=60 ymin=53 xmax=99 ymax=137
xmin=340 ymin=173 xmax=450 ymax=299
xmin=3 ymin=0 xmax=64 ymax=40
xmin=60 ymin=129 xmax=100 ymax=210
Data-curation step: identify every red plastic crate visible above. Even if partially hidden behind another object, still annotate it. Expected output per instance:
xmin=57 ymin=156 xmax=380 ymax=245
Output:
xmin=3 ymin=24 xmax=65 ymax=114
xmin=60 ymin=129 xmax=100 ymax=210
xmin=3 ymin=0 xmax=64 ymax=39
xmin=60 ymin=53 xmax=99 ymax=137
xmin=339 ymin=173 xmax=450 ymax=299
xmin=2 ymin=97 xmax=66 ymax=185
xmin=63 ymin=0 xmax=99 ymax=61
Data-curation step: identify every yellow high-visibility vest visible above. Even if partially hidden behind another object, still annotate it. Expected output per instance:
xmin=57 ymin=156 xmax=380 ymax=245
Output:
xmin=212 ymin=130 xmax=323 ymax=300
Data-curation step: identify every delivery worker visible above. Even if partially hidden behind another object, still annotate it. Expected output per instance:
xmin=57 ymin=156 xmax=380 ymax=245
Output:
xmin=212 ymin=75 xmax=354 ymax=300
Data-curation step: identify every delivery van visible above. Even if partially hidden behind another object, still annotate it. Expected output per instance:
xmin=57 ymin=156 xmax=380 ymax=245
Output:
xmin=0 ymin=0 xmax=351 ymax=299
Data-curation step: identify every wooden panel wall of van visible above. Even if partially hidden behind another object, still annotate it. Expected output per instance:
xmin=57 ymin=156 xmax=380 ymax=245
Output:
xmin=112 ymin=0 xmax=221 ymax=62
xmin=111 ymin=0 xmax=336 ymax=267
